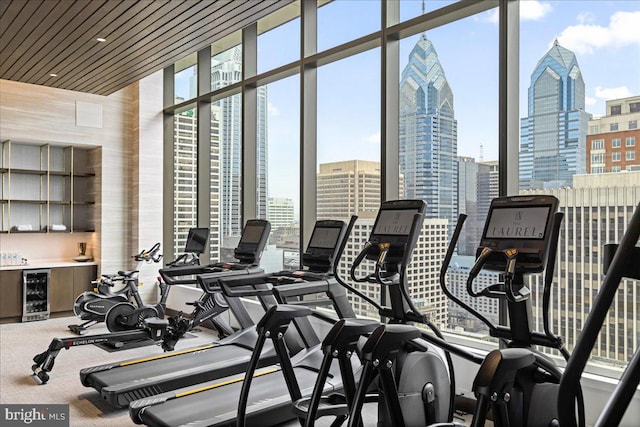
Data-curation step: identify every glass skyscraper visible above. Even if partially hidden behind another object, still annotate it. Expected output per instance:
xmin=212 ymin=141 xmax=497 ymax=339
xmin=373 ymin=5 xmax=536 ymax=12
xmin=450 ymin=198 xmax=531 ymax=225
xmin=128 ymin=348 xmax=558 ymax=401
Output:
xmin=211 ymin=47 xmax=268 ymax=244
xmin=399 ymin=35 xmax=458 ymax=229
xmin=520 ymin=40 xmax=591 ymax=190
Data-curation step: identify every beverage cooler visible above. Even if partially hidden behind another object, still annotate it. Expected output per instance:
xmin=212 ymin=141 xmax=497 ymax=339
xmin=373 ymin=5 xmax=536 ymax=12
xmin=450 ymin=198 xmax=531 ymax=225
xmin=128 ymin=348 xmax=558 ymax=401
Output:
xmin=23 ymin=269 xmax=50 ymax=322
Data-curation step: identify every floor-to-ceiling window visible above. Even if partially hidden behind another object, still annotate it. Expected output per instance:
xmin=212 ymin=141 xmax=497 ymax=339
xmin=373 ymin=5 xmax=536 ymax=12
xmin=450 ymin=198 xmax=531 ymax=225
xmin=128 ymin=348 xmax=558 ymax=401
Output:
xmin=517 ymin=1 xmax=640 ymax=372
xmin=163 ymin=0 xmax=640 ymax=386
xmin=317 ymin=48 xmax=381 ymax=317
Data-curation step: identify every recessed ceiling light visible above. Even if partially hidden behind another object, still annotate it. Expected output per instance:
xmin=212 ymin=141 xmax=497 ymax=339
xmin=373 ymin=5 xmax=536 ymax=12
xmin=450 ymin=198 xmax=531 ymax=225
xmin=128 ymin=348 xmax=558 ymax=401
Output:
xmin=49 ymin=73 xmax=58 ymax=77
xmin=96 ymin=37 xmax=106 ymax=42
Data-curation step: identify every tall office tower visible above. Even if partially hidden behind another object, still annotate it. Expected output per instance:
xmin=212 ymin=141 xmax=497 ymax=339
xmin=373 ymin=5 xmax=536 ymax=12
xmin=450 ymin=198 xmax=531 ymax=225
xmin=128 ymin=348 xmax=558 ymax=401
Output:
xmin=457 ymin=157 xmax=480 ymax=255
xmin=335 ymin=216 xmax=449 ymax=327
xmin=316 ymin=160 xmax=382 ymax=220
xmin=173 ymin=110 xmax=198 ymax=258
xmin=477 ymin=160 xmax=499 ymax=217
xmin=268 ymin=197 xmax=295 ymax=229
xmin=209 ymin=105 xmax=221 ymax=262
xmin=399 ymin=34 xmax=458 ymax=231
xmin=587 ymin=96 xmax=640 ymax=174
xmin=456 ymin=158 xmax=499 ymax=255
xmin=523 ymin=171 xmax=640 ymax=363
xmin=173 ymin=108 xmax=222 ymax=263
xmin=212 ymin=46 xmax=268 ymax=244
xmin=519 ymin=40 xmax=591 ymax=190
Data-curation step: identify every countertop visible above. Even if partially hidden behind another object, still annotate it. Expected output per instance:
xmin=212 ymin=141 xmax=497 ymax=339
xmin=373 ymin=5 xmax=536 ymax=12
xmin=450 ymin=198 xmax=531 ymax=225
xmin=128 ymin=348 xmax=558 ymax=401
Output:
xmin=0 ymin=261 xmax=97 ymax=271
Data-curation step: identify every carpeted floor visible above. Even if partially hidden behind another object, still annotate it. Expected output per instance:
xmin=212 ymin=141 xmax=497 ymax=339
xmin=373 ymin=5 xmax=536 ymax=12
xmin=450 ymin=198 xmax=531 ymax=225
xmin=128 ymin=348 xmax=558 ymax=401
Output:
xmin=0 ymin=315 xmax=220 ymax=426
xmin=0 ymin=316 xmax=473 ymax=426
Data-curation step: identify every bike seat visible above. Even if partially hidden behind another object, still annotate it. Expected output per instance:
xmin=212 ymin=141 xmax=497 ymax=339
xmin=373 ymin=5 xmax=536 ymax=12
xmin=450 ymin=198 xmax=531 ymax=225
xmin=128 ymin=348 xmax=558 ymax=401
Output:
xmin=117 ymin=270 xmax=139 ymax=278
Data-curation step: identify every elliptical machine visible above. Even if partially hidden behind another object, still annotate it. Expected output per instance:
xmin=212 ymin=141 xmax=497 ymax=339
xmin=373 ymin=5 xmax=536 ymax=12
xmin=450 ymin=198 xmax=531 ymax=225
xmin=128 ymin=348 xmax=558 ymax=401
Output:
xmin=69 ymin=243 xmax=163 ymax=334
xmin=328 ymin=195 xmax=582 ymax=427
xmin=288 ymin=200 xmax=459 ymax=427
xmin=434 ymin=195 xmax=582 ymax=427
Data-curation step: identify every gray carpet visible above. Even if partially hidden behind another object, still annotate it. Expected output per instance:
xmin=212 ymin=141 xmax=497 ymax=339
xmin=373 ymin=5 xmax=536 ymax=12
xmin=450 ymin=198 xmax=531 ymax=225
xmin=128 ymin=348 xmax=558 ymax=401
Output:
xmin=0 ymin=316 xmax=472 ymax=426
xmin=0 ymin=315 xmax=221 ymax=426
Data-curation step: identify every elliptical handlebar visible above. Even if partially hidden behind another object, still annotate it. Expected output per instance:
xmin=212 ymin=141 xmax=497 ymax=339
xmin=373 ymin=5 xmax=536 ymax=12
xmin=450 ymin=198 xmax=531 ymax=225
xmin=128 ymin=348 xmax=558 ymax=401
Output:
xmin=333 ymin=216 xmax=385 ymax=313
xmin=349 ymin=241 xmax=374 ymax=283
xmin=439 ymin=214 xmax=495 ymax=331
xmin=133 ymin=242 xmax=162 ymax=263
xmin=396 ymin=212 xmax=429 ymax=322
xmin=466 ymin=247 xmax=524 ymax=303
xmin=542 ymin=212 xmax=564 ymax=340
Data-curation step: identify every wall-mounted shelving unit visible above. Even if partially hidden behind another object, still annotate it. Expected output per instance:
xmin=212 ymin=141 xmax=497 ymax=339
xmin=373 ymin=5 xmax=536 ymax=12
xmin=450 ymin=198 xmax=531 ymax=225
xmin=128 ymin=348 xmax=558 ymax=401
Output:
xmin=1 ymin=140 xmax=96 ymax=233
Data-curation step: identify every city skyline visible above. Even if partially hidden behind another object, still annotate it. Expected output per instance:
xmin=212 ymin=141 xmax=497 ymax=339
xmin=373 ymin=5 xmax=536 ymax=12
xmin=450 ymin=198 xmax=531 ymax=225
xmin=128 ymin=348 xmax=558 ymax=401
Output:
xmin=262 ymin=1 xmax=639 ymax=205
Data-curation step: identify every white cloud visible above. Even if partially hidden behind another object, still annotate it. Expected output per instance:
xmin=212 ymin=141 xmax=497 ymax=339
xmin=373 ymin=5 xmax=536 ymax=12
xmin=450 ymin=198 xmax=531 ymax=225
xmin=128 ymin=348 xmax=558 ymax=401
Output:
xmin=363 ymin=132 xmax=380 ymax=144
xmin=585 ymin=96 xmax=597 ymax=106
xmin=267 ymin=102 xmax=280 ymax=116
xmin=483 ymin=1 xmax=552 ymax=24
xmin=594 ymin=86 xmax=633 ymax=101
xmin=557 ymin=11 xmax=640 ymax=54
xmin=521 ymin=1 xmax=553 ymax=21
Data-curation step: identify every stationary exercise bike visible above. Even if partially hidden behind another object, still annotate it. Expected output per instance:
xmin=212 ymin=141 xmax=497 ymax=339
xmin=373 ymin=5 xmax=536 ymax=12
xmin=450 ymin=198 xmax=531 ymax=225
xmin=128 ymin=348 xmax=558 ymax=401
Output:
xmin=69 ymin=243 xmax=164 ymax=334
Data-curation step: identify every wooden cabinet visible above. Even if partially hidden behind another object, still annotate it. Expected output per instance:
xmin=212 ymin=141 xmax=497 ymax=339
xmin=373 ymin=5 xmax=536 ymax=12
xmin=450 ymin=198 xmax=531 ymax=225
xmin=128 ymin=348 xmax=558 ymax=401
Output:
xmin=0 ymin=269 xmax=22 ymax=319
xmin=1 ymin=140 xmax=96 ymax=233
xmin=0 ymin=264 xmax=98 ymax=322
xmin=73 ymin=264 xmax=97 ymax=296
xmin=50 ymin=267 xmax=74 ymax=312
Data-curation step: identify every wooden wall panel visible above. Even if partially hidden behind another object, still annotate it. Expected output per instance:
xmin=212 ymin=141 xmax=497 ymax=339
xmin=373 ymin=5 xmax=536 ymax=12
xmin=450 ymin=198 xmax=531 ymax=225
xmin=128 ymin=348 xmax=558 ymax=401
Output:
xmin=0 ymin=77 xmax=162 ymax=285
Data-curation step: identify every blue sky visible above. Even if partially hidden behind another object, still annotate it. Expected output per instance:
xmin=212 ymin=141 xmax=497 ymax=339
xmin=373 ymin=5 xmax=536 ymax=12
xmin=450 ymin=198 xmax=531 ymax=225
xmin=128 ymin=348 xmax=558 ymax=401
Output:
xmin=262 ymin=0 xmax=640 ymax=206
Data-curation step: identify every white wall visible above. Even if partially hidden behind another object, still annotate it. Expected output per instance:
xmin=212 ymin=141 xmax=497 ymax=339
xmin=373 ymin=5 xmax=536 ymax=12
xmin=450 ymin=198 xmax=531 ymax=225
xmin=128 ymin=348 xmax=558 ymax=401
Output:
xmin=0 ymin=75 xmax=163 ymax=300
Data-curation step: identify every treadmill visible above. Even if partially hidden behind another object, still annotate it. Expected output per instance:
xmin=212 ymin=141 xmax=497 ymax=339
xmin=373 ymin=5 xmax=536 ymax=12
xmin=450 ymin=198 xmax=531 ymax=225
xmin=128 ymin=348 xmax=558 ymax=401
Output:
xmin=156 ymin=220 xmax=270 ymax=341
xmin=81 ymin=220 xmax=353 ymax=409
xmin=159 ymin=219 xmax=270 ymax=287
xmin=130 ymin=201 xmax=427 ymax=427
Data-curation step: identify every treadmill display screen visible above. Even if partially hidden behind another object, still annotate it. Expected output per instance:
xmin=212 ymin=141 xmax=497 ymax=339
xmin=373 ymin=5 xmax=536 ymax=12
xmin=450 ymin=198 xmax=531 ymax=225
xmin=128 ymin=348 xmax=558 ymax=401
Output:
xmin=373 ymin=209 xmax=417 ymax=236
xmin=308 ymin=227 xmax=342 ymax=249
xmin=184 ymin=228 xmax=209 ymax=254
xmin=240 ymin=225 xmax=265 ymax=244
xmin=485 ymin=206 xmax=550 ymax=240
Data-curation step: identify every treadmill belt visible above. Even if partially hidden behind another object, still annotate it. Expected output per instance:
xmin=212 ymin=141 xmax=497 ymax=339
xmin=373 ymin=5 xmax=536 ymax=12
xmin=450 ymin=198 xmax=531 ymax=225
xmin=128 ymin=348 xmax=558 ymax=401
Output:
xmin=138 ymin=366 xmax=334 ymax=427
xmin=88 ymin=342 xmax=280 ymax=408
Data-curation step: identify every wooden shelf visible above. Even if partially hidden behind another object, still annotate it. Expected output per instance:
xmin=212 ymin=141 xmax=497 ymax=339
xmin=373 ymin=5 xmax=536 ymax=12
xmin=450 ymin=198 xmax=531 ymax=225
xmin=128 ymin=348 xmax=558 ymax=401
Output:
xmin=1 ymin=141 xmax=96 ymax=234
xmin=49 ymin=170 xmax=72 ymax=177
xmin=1 ymin=168 xmax=47 ymax=175
xmin=3 ymin=199 xmax=47 ymax=204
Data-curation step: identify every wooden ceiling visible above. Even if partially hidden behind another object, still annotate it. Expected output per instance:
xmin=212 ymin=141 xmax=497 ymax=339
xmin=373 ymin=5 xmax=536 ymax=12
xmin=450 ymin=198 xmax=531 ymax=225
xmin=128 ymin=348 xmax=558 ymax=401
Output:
xmin=0 ymin=0 xmax=293 ymax=96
